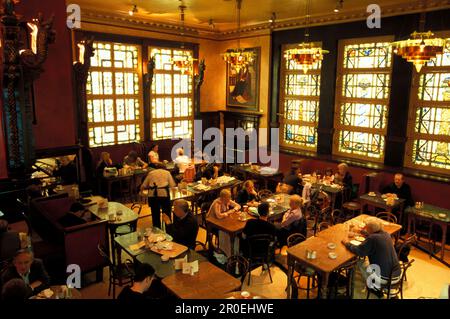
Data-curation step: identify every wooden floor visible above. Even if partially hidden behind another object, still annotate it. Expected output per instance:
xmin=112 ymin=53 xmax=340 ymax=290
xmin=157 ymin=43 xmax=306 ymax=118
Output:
xmin=73 ymin=202 xmax=450 ymax=299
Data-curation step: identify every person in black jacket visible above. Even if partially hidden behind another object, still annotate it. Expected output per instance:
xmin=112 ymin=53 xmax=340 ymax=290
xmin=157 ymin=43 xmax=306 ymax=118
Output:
xmin=1 ymin=249 xmax=50 ymax=298
xmin=53 ymin=156 xmax=78 ymax=185
xmin=117 ymin=263 xmax=155 ymax=301
xmin=0 ymin=220 xmax=21 ymax=262
xmin=162 ymin=199 xmax=199 ymax=249
xmin=240 ymin=202 xmax=277 ymax=257
xmin=382 ymin=173 xmax=414 ymax=207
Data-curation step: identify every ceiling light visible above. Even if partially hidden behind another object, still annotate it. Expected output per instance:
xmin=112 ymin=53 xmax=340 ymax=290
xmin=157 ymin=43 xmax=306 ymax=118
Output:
xmin=128 ymin=5 xmax=137 ymax=16
xmin=334 ymin=0 xmax=343 ymax=13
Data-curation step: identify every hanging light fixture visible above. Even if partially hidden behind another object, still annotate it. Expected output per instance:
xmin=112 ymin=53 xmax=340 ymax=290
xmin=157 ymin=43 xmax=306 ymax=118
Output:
xmin=284 ymin=0 xmax=329 ymax=74
xmin=391 ymin=1 xmax=446 ymax=72
xmin=170 ymin=3 xmax=196 ymax=75
xmin=222 ymin=0 xmax=255 ymax=73
xmin=128 ymin=4 xmax=137 ymax=16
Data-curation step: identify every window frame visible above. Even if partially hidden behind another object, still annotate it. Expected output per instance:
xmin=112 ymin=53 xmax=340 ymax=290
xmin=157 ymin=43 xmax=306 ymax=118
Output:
xmin=279 ymin=43 xmax=323 ymax=153
xmin=333 ymin=35 xmax=394 ymax=163
xmin=148 ymin=46 xmax=195 ymax=141
xmin=86 ymin=40 xmax=144 ymax=148
xmin=404 ymin=32 xmax=450 ymax=175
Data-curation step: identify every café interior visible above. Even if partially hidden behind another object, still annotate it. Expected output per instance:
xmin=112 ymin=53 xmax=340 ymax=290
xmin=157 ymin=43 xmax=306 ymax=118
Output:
xmin=0 ymin=0 xmax=449 ymax=300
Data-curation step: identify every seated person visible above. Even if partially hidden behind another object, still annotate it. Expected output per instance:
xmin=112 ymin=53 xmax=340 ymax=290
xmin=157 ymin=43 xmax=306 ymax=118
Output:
xmin=208 ymin=189 xmax=241 ymax=219
xmin=323 ymin=167 xmax=334 ymax=183
xmin=1 ymin=278 xmax=29 ymax=301
xmin=148 ymin=144 xmax=161 ymax=168
xmin=240 ymin=202 xmax=277 ymax=256
xmin=123 ymin=151 xmax=148 ymax=169
xmin=275 ymin=195 xmax=304 ymax=246
xmin=276 ymin=167 xmax=302 ymax=195
xmin=173 ymin=148 xmax=191 ymax=174
xmin=96 ymin=151 xmax=113 ymax=178
xmin=58 ymin=202 xmax=93 ymax=228
xmin=162 ymin=199 xmax=198 ymax=249
xmin=236 ymin=180 xmax=260 ymax=207
xmin=1 ymin=249 xmax=50 ymax=297
xmin=117 ymin=263 xmax=155 ymax=301
xmin=382 ymin=173 xmax=414 ymax=207
xmin=208 ymin=189 xmax=241 ymax=256
xmin=342 ymin=218 xmax=401 ymax=292
xmin=334 ymin=163 xmax=353 ymax=190
xmin=53 ymin=156 xmax=77 ymax=185
xmin=195 ymin=162 xmax=223 ymax=181
xmin=0 ymin=220 xmax=21 ymax=262
xmin=193 ymin=146 xmax=210 ymax=164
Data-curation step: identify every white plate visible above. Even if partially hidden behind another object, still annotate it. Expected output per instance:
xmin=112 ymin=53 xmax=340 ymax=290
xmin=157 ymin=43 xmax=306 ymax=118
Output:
xmin=327 ymin=243 xmax=336 ymax=249
xmin=328 ymin=252 xmax=337 ymax=259
xmin=355 ymin=236 xmax=365 ymax=242
xmin=350 ymin=240 xmax=362 ymax=246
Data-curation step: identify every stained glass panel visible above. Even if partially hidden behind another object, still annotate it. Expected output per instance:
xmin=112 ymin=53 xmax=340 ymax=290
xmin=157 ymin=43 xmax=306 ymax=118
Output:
xmin=86 ymin=41 xmax=142 ymax=147
xmin=284 ymin=99 xmax=318 ymax=123
xmin=418 ymin=73 xmax=450 ymax=102
xmin=344 ymin=42 xmax=392 ymax=69
xmin=340 ymin=103 xmax=387 ymax=129
xmin=285 ymin=74 xmax=320 ymax=96
xmin=335 ymin=39 xmax=392 ymax=161
xmin=284 ymin=124 xmax=317 ymax=147
xmin=412 ymin=139 xmax=450 ymax=170
xmin=338 ymin=130 xmax=384 ymax=159
xmin=343 ymin=74 xmax=390 ymax=99
xmin=149 ymin=47 xmax=194 ymax=140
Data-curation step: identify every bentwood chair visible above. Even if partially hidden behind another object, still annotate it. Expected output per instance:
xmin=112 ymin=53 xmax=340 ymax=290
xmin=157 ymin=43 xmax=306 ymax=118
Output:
xmin=376 ymin=211 xmax=398 ymax=224
xmin=258 ymin=189 xmax=273 ymax=201
xmin=287 ymin=233 xmax=319 ymax=299
xmin=97 ymin=244 xmax=134 ymax=299
xmin=226 ymin=255 xmax=250 ymax=288
xmin=317 ymin=221 xmax=331 ymax=232
xmin=366 ymin=259 xmax=415 ymax=299
xmin=245 ymin=234 xmax=276 ymax=286
xmin=331 ymin=209 xmax=347 ymax=225
xmin=327 ymin=259 xmax=358 ymax=299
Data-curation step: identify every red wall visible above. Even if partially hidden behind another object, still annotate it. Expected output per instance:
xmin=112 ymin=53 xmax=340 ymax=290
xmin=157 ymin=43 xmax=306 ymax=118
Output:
xmin=279 ymin=153 xmax=450 ymax=210
xmin=16 ymin=0 xmax=76 ymax=150
xmin=0 ymin=98 xmax=7 ymax=179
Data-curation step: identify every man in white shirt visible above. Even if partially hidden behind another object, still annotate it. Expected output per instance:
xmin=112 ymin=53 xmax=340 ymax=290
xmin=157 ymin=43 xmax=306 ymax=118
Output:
xmin=276 ymin=194 xmax=304 ymax=246
xmin=174 ymin=148 xmax=190 ymax=174
xmin=141 ymin=169 xmax=176 ymax=229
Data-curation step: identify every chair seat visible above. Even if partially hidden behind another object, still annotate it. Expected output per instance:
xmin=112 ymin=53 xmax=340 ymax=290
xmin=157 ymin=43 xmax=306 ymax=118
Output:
xmin=343 ymin=202 xmax=361 ymax=211
xmin=302 ymin=267 xmax=316 ymax=276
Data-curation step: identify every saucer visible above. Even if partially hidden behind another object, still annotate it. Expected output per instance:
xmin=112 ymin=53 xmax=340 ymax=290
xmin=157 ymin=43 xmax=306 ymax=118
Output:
xmin=327 ymin=243 xmax=336 ymax=249
xmin=328 ymin=252 xmax=337 ymax=259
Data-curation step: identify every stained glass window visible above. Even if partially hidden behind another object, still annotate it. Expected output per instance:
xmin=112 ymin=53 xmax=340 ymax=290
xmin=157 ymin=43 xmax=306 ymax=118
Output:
xmin=149 ymin=47 xmax=194 ymax=140
xmin=86 ymin=42 xmax=142 ymax=147
xmin=279 ymin=44 xmax=322 ymax=151
xmin=406 ymin=38 xmax=450 ymax=173
xmin=334 ymin=38 xmax=393 ymax=161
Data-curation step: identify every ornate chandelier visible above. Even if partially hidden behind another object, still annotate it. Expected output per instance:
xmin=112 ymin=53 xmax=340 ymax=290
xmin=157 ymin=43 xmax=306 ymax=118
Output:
xmin=284 ymin=0 xmax=328 ymax=74
xmin=392 ymin=31 xmax=445 ymax=72
xmin=171 ymin=3 xmax=196 ymax=75
xmin=222 ymin=0 xmax=255 ymax=73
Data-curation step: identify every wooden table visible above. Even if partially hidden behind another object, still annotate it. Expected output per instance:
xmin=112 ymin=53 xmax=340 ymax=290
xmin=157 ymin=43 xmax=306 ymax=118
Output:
xmin=405 ymin=204 xmax=450 ymax=262
xmin=103 ymin=168 xmax=151 ymax=201
xmin=286 ymin=214 xmax=402 ymax=299
xmin=359 ymin=193 xmax=406 ymax=223
xmin=206 ymin=211 xmax=254 ymax=256
xmin=233 ymin=165 xmax=283 ymax=189
xmin=31 ymin=285 xmax=82 ymax=299
xmin=89 ymin=202 xmax=139 ymax=264
xmin=161 ymin=261 xmax=241 ymax=299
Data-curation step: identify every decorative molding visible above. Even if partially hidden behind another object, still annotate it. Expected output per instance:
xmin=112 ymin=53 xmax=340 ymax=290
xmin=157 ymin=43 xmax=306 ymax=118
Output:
xmin=81 ymin=1 xmax=450 ymax=41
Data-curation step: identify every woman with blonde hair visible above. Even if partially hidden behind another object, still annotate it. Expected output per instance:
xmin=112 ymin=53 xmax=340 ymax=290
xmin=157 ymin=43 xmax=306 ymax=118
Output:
xmin=208 ymin=189 xmax=241 ymax=256
xmin=236 ymin=180 xmax=259 ymax=207
xmin=96 ymin=152 xmax=113 ymax=177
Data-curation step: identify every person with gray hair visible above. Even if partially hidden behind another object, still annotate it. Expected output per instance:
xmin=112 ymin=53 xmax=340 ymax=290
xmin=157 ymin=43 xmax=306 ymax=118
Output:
xmin=162 ymin=199 xmax=198 ymax=249
xmin=342 ymin=217 xmax=401 ymax=293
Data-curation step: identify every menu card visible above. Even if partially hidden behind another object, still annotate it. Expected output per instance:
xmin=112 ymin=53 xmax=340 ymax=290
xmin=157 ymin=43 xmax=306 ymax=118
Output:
xmin=182 ymin=260 xmax=199 ymax=275
xmin=174 ymin=256 xmax=188 ymax=270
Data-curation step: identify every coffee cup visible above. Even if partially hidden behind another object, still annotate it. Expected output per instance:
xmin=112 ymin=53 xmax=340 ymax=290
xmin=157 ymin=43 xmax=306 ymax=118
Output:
xmin=241 ymin=291 xmax=251 ymax=299
xmin=108 ymin=213 xmax=115 ymax=221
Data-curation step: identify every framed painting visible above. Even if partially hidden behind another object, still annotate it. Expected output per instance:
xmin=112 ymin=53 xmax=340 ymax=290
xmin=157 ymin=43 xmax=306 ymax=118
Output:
xmin=226 ymin=47 xmax=260 ymax=109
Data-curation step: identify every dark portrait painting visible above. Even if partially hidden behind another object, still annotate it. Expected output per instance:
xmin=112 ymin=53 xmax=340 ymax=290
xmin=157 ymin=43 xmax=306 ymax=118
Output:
xmin=226 ymin=47 xmax=260 ymax=109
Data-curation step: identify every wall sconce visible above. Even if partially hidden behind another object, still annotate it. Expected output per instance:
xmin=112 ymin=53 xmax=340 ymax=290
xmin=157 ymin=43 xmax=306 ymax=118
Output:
xmin=77 ymin=43 xmax=85 ymax=64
